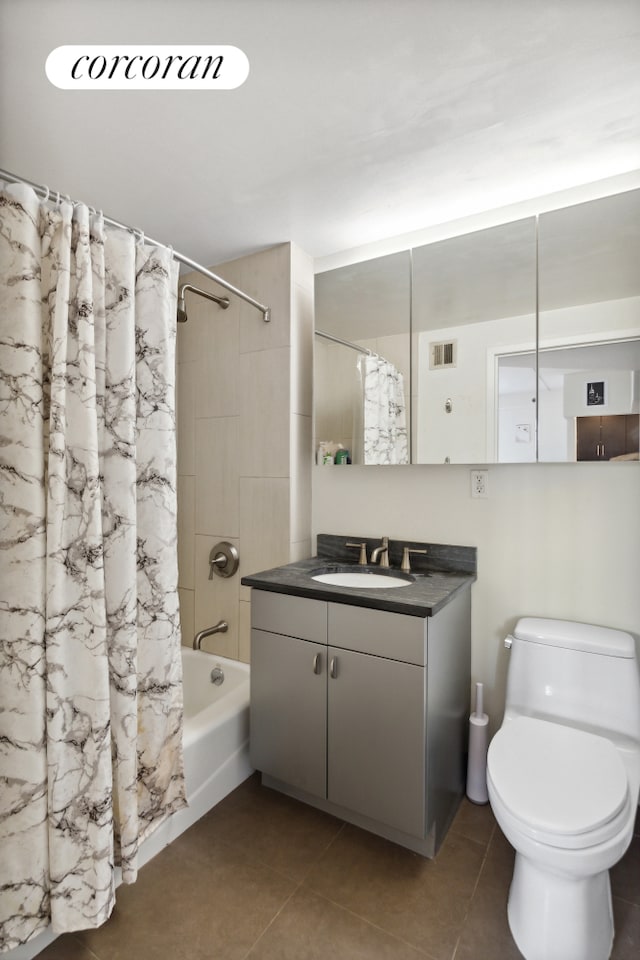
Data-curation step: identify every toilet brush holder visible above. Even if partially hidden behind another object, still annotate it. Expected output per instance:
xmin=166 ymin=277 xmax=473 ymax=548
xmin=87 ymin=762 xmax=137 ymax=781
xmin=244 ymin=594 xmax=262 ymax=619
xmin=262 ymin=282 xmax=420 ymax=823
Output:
xmin=467 ymin=682 xmax=489 ymax=804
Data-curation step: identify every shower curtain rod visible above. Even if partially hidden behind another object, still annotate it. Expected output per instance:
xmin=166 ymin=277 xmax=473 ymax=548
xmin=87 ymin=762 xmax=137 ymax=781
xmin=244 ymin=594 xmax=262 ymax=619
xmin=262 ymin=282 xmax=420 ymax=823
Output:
xmin=315 ymin=329 xmax=375 ymax=356
xmin=0 ymin=168 xmax=271 ymax=322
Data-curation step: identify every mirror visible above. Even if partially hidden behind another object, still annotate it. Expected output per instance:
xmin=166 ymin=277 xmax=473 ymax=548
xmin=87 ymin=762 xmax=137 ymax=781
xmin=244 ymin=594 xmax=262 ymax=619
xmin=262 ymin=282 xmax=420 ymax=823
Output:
xmin=314 ymin=189 xmax=639 ymax=466
xmin=411 ymin=218 xmax=537 ymax=463
xmin=538 ymin=189 xmax=640 ymax=462
xmin=314 ymin=251 xmax=411 ymax=465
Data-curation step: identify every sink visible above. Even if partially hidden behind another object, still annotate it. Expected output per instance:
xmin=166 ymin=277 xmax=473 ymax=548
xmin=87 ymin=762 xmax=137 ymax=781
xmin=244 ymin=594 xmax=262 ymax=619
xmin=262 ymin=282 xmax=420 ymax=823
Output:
xmin=310 ymin=565 xmax=414 ymax=589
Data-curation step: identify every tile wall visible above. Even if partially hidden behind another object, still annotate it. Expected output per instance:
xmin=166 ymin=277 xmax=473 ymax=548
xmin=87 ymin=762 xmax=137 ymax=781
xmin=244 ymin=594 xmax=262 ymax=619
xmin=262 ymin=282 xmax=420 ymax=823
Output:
xmin=176 ymin=242 xmax=314 ymax=661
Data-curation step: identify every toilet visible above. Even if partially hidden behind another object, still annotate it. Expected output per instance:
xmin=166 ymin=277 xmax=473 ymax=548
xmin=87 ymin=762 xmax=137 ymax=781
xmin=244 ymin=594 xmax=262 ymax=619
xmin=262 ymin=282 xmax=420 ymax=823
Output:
xmin=486 ymin=617 xmax=640 ymax=960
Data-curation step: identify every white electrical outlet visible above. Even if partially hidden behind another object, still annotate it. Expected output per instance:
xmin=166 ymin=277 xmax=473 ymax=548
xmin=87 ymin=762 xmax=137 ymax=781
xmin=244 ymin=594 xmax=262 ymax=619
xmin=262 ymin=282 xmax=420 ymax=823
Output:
xmin=470 ymin=469 xmax=488 ymax=498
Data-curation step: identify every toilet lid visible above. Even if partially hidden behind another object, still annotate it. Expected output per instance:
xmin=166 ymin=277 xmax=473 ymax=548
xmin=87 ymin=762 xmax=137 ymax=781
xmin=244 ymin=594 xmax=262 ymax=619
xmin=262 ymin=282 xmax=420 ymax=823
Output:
xmin=488 ymin=717 xmax=628 ymax=838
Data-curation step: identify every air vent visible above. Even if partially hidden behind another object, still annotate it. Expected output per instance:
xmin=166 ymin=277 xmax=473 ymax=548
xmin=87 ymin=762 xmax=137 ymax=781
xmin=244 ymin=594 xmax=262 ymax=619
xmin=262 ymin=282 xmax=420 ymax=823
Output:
xmin=429 ymin=340 xmax=457 ymax=370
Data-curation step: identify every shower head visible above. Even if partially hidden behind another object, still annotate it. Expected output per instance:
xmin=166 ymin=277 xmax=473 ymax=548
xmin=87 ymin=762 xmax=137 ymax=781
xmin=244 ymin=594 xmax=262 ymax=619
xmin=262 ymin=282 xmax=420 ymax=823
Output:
xmin=177 ymin=283 xmax=230 ymax=324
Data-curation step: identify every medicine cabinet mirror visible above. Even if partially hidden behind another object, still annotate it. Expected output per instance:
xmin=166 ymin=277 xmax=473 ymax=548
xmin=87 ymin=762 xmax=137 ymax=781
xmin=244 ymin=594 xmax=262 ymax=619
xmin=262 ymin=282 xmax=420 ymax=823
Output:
xmin=314 ymin=251 xmax=411 ymax=465
xmin=537 ymin=189 xmax=640 ymax=462
xmin=314 ymin=188 xmax=640 ymax=465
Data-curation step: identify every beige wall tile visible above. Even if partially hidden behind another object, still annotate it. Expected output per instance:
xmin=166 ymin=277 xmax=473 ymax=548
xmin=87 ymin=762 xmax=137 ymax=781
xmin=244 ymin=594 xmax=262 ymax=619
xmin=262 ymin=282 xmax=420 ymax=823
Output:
xmin=176 ymin=362 xmax=196 ymax=476
xmin=178 ymin=587 xmax=195 ymax=649
xmin=194 ymin=534 xmax=240 ymax=659
xmin=291 ymin=280 xmax=314 ymax=417
xmin=239 ymin=477 xmax=290 ymax=600
xmin=238 ymin=244 xmax=292 ymax=354
xmin=238 ymin=599 xmax=251 ymax=663
xmin=195 ymin=417 xmax=240 ymax=537
xmin=177 ymin=475 xmax=195 ymax=589
xmin=176 ymin=243 xmax=315 ymax=664
xmin=239 ymin=348 xmax=290 ymax=478
xmin=193 ymin=307 xmax=240 ymax=419
xmin=291 ymin=243 xmax=315 ymax=294
xmin=290 ymin=413 xmax=312 ymax=544
xmin=176 ymin=301 xmax=208 ymax=365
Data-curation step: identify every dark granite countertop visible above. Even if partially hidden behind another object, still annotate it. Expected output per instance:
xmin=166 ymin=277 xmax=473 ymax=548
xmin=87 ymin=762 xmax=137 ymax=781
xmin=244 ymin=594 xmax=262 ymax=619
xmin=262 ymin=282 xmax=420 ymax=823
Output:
xmin=241 ymin=535 xmax=477 ymax=617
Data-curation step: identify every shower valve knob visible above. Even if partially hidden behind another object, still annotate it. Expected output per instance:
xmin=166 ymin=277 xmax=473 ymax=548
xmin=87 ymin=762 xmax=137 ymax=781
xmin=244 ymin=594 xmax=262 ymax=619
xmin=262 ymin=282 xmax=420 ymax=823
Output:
xmin=208 ymin=541 xmax=239 ymax=579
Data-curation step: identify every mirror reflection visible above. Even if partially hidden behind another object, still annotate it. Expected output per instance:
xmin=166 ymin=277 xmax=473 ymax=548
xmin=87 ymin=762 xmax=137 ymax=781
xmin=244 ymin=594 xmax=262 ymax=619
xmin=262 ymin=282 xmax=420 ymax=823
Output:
xmin=314 ymin=251 xmax=411 ymax=465
xmin=538 ymin=189 xmax=640 ymax=462
xmin=411 ymin=218 xmax=537 ymax=463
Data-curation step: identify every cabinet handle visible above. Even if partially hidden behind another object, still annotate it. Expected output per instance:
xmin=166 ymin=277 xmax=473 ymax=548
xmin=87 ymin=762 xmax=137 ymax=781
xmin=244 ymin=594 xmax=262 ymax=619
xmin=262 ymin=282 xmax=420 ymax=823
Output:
xmin=330 ymin=656 xmax=338 ymax=679
xmin=601 ymin=442 xmax=605 ymax=458
xmin=313 ymin=653 xmax=321 ymax=674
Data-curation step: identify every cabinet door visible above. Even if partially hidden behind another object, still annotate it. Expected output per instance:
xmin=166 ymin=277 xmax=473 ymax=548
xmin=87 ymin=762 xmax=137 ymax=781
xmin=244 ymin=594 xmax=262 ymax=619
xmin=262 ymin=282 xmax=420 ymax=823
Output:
xmin=600 ymin=415 xmax=628 ymax=460
xmin=576 ymin=416 xmax=601 ymax=460
xmin=250 ymin=629 xmax=326 ymax=798
xmin=327 ymin=647 xmax=425 ymax=838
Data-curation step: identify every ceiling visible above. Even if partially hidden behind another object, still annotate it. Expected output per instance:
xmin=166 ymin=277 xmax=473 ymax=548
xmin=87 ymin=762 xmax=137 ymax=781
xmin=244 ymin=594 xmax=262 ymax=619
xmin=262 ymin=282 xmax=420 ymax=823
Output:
xmin=1 ymin=0 xmax=640 ymax=272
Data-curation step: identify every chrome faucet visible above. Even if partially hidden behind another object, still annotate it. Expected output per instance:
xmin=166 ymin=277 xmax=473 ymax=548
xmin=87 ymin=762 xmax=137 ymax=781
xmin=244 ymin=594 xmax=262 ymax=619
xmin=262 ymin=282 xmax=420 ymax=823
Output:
xmin=370 ymin=536 xmax=390 ymax=567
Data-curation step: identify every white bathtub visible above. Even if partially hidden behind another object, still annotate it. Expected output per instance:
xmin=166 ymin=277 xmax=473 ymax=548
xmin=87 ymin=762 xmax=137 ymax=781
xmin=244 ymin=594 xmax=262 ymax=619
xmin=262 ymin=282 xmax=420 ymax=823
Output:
xmin=139 ymin=648 xmax=254 ymax=863
xmin=11 ymin=648 xmax=253 ymax=960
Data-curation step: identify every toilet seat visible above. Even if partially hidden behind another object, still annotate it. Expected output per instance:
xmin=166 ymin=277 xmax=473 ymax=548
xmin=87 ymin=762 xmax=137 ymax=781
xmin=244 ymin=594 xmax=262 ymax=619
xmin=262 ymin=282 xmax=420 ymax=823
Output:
xmin=488 ymin=716 xmax=630 ymax=849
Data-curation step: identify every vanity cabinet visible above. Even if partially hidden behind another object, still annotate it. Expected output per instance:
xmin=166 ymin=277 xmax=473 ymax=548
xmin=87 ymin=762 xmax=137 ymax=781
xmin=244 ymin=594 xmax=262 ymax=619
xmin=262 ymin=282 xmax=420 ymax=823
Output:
xmin=249 ymin=587 xmax=471 ymax=857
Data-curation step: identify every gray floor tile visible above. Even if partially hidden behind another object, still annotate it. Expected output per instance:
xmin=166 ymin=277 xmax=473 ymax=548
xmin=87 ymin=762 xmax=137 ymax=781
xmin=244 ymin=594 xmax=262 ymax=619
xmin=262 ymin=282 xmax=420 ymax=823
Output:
xmin=34 ymin=787 xmax=639 ymax=960
xmin=35 ymin=935 xmax=101 ymax=960
xmin=303 ymin=822 xmax=485 ymax=960
xmin=449 ymin=797 xmax=496 ymax=848
xmin=185 ymin=773 xmax=344 ymax=882
xmin=247 ymin=888 xmax=432 ymax=960
xmin=74 ymin=841 xmax=295 ymax=960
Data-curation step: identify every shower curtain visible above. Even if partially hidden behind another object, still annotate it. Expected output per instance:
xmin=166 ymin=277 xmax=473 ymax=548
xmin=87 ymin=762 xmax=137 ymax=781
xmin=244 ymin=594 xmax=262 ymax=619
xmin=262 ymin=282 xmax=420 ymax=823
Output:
xmin=0 ymin=182 xmax=186 ymax=951
xmin=358 ymin=354 xmax=409 ymax=464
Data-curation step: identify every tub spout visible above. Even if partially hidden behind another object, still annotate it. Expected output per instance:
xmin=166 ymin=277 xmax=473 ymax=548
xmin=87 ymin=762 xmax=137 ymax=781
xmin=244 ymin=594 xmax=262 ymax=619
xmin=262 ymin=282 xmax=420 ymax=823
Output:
xmin=193 ymin=620 xmax=228 ymax=650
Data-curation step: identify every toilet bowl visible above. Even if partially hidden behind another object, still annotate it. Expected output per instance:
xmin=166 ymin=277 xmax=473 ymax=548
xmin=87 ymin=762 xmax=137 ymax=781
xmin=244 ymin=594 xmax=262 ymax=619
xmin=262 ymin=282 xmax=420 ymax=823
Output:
xmin=486 ymin=618 xmax=640 ymax=960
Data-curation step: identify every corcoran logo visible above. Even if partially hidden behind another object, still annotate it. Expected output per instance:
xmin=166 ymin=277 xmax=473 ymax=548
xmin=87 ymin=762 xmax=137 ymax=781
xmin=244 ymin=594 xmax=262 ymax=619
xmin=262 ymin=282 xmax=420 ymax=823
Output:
xmin=46 ymin=45 xmax=249 ymax=90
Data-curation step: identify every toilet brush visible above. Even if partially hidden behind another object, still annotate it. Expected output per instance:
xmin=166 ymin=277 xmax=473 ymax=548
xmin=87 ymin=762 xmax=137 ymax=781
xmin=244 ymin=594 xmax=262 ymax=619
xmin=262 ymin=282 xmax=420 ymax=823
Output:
xmin=466 ymin=682 xmax=489 ymax=804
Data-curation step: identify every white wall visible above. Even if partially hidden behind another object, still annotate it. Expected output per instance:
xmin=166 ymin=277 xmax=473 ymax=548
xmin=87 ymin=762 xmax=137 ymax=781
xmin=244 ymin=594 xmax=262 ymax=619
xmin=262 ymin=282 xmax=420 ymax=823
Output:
xmin=312 ymin=462 xmax=640 ymax=731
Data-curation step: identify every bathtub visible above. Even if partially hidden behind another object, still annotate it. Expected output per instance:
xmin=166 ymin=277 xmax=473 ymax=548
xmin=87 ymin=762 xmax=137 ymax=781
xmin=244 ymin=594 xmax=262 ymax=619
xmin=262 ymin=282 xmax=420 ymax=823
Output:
xmin=11 ymin=648 xmax=253 ymax=960
xmin=138 ymin=647 xmax=254 ymax=864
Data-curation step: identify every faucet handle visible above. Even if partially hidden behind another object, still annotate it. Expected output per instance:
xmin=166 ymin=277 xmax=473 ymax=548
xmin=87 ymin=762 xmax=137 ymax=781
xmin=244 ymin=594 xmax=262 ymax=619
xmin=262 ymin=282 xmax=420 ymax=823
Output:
xmin=346 ymin=541 xmax=368 ymax=565
xmin=401 ymin=546 xmax=427 ymax=574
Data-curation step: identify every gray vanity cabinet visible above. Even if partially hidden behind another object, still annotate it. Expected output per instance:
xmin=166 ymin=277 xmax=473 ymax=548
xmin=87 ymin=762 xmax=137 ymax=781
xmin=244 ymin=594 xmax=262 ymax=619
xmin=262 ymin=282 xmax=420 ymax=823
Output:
xmin=249 ymin=585 xmax=471 ymax=857
xmin=326 ymin=647 xmax=425 ymax=837
xmin=250 ymin=630 xmax=327 ymax=798
xmin=250 ymin=592 xmax=327 ymax=798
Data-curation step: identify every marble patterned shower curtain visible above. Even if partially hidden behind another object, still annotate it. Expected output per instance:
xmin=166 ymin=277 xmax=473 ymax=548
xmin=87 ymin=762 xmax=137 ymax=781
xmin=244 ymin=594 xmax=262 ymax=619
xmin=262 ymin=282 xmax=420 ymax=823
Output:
xmin=0 ymin=183 xmax=186 ymax=951
xmin=358 ymin=354 xmax=409 ymax=464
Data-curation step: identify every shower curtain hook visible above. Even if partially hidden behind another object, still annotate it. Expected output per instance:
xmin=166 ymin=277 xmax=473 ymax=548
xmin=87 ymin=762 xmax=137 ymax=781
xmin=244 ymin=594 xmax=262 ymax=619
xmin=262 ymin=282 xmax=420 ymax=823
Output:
xmin=41 ymin=185 xmax=50 ymax=203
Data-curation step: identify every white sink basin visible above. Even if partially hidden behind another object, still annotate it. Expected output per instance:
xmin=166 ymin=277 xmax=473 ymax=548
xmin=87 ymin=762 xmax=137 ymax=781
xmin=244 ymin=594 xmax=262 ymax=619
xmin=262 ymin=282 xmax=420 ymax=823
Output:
xmin=311 ymin=569 xmax=413 ymax=589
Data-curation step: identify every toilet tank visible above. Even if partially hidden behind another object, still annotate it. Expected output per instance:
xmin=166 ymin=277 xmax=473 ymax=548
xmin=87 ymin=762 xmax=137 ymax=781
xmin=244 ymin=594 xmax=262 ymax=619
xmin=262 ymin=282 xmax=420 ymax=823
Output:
xmin=504 ymin=618 xmax=640 ymax=743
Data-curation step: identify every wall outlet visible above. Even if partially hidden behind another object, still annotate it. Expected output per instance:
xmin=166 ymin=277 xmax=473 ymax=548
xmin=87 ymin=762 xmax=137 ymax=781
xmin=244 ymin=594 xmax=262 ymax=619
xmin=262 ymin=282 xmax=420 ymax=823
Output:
xmin=470 ymin=469 xmax=488 ymax=498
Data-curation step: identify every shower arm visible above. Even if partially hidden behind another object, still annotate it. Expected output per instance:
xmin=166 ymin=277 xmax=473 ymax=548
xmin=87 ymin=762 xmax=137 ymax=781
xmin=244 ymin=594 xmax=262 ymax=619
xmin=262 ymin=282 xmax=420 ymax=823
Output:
xmin=179 ymin=282 xmax=230 ymax=314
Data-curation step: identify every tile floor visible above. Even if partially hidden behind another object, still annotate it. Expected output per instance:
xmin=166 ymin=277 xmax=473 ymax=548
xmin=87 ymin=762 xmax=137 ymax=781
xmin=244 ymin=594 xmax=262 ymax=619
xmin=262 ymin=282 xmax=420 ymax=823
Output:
xmin=37 ymin=774 xmax=640 ymax=960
